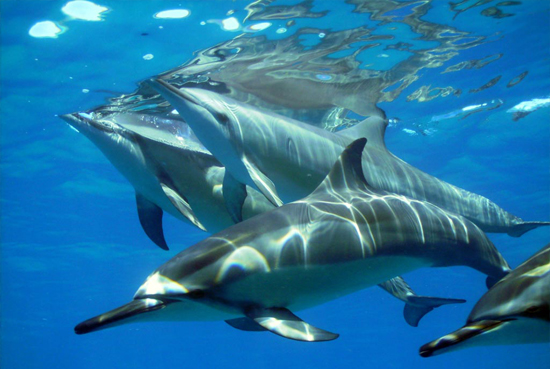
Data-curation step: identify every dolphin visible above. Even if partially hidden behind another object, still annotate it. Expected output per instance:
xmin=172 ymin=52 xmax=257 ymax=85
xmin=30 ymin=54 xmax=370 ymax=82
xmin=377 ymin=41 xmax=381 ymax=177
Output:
xmin=74 ymin=139 xmax=510 ymax=341
xmin=420 ymin=244 xmax=550 ymax=357
xmin=60 ymin=112 xmax=275 ymax=250
xmin=149 ymin=80 xmax=549 ymax=237
xmin=61 ymin=111 xmax=464 ymax=325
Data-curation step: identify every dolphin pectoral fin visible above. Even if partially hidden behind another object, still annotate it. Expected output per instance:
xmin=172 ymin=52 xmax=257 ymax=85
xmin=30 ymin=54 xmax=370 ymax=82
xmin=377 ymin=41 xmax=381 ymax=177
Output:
xmin=242 ymin=157 xmax=284 ymax=207
xmin=245 ymin=307 xmax=339 ymax=342
xmin=378 ymin=277 xmax=466 ymax=327
xmin=136 ymin=193 xmax=169 ymax=250
xmin=419 ymin=320 xmax=506 ymax=357
xmin=160 ymin=183 xmax=207 ymax=232
xmin=403 ymin=296 xmax=466 ymax=327
xmin=508 ymin=221 xmax=550 ymax=237
xmin=223 ymin=170 xmax=247 ymax=223
xmin=225 ymin=317 xmax=268 ymax=332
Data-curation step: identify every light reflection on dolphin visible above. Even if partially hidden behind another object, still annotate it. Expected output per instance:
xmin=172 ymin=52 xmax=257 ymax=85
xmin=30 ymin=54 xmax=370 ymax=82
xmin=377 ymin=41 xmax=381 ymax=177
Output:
xmin=59 ymin=112 xmax=275 ymax=250
xmin=61 ymin=111 xmax=464 ymax=326
xmin=74 ymin=139 xmax=510 ymax=342
xmin=420 ymin=244 xmax=550 ymax=357
xmin=149 ymin=80 xmax=549 ymax=237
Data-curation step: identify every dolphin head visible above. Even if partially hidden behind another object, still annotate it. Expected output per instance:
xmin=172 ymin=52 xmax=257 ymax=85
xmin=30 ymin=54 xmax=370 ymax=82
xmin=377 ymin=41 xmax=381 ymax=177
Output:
xmin=148 ymin=80 xmax=250 ymax=180
xmin=59 ymin=112 xmax=150 ymax=174
xmin=60 ymin=112 xmax=126 ymax=152
xmin=74 ymin=236 xmax=248 ymax=334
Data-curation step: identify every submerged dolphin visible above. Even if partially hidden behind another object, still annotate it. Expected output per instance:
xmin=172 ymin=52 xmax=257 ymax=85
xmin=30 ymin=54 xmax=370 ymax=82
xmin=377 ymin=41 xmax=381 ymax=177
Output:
xmin=149 ymin=80 xmax=549 ymax=237
xmin=74 ymin=139 xmax=510 ymax=341
xmin=61 ymin=111 xmax=464 ymax=325
xmin=420 ymin=244 xmax=550 ymax=357
xmin=60 ymin=112 xmax=275 ymax=250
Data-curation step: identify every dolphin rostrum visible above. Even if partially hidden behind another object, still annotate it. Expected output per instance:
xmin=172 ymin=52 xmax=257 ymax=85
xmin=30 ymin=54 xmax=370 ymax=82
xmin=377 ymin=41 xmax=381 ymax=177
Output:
xmin=149 ymin=80 xmax=549 ymax=237
xmin=60 ymin=112 xmax=275 ymax=250
xmin=61 ymin=111 xmax=464 ymax=325
xmin=420 ymin=244 xmax=550 ymax=357
xmin=74 ymin=139 xmax=510 ymax=341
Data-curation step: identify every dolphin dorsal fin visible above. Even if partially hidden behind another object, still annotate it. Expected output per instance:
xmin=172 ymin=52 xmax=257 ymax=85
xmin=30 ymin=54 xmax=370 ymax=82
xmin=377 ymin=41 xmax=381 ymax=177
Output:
xmin=337 ymin=117 xmax=389 ymax=151
xmin=313 ymin=138 xmax=370 ymax=195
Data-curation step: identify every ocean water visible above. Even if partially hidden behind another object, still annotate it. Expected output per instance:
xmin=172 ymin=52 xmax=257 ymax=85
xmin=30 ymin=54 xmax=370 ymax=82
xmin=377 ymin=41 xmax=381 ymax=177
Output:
xmin=1 ymin=1 xmax=549 ymax=368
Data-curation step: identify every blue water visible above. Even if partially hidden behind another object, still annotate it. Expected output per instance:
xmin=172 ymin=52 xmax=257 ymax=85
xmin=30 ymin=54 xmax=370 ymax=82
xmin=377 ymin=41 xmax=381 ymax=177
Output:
xmin=1 ymin=1 xmax=549 ymax=368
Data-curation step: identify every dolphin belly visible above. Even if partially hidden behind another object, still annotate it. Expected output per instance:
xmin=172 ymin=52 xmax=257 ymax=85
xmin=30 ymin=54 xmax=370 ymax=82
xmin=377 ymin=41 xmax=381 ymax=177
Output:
xmin=215 ymin=255 xmax=429 ymax=312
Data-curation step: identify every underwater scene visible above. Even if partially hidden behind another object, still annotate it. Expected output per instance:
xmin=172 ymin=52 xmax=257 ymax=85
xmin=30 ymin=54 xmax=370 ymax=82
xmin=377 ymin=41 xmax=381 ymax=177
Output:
xmin=1 ymin=0 xmax=549 ymax=368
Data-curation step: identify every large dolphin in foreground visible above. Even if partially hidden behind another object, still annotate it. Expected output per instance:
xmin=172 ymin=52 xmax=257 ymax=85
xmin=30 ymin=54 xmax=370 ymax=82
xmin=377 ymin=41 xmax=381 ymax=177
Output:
xmin=149 ymin=80 xmax=549 ymax=237
xmin=60 ymin=112 xmax=275 ymax=250
xmin=420 ymin=244 xmax=550 ymax=357
xmin=61 ymin=111 xmax=465 ymax=326
xmin=74 ymin=139 xmax=510 ymax=341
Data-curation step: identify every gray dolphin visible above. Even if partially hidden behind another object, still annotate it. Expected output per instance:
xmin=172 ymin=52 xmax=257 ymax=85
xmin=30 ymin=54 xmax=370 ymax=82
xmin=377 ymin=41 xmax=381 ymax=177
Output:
xmin=420 ymin=244 xmax=550 ymax=357
xmin=60 ymin=112 xmax=275 ymax=250
xmin=61 ymin=111 xmax=464 ymax=325
xmin=149 ymin=80 xmax=549 ymax=237
xmin=74 ymin=139 xmax=510 ymax=341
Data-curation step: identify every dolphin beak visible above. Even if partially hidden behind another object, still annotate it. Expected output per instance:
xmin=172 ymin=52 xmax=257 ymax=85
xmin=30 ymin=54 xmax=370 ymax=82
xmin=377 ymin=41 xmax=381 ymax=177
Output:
xmin=74 ymin=298 xmax=167 ymax=335
xmin=59 ymin=112 xmax=117 ymax=134
xmin=59 ymin=113 xmax=83 ymax=127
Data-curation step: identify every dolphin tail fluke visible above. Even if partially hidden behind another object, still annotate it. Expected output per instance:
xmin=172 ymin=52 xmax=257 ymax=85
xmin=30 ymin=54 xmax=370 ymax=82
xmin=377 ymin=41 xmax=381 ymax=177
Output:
xmin=136 ymin=193 xmax=169 ymax=250
xmin=75 ymin=299 xmax=166 ymax=335
xmin=419 ymin=320 xmax=504 ymax=357
xmin=245 ymin=307 xmax=339 ymax=342
xmin=378 ymin=277 xmax=466 ymax=327
xmin=404 ymin=296 xmax=466 ymax=327
xmin=223 ymin=170 xmax=247 ymax=223
xmin=508 ymin=221 xmax=550 ymax=237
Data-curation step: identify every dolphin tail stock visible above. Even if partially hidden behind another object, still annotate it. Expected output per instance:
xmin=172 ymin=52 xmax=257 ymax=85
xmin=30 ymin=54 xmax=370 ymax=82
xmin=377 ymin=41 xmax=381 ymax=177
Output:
xmin=378 ymin=277 xmax=466 ymax=327
xmin=419 ymin=320 xmax=505 ymax=357
xmin=235 ymin=307 xmax=339 ymax=342
xmin=75 ymin=299 xmax=167 ymax=335
xmin=507 ymin=220 xmax=550 ymax=237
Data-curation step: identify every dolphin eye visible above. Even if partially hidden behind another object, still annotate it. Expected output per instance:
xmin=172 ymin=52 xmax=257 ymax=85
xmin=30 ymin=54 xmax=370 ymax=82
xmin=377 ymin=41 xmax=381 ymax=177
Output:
xmin=188 ymin=290 xmax=205 ymax=299
xmin=525 ymin=306 xmax=540 ymax=314
xmin=216 ymin=113 xmax=229 ymax=125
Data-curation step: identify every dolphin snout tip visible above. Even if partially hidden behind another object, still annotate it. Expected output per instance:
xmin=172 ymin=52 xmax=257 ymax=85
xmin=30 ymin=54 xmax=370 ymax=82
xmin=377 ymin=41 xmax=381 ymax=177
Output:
xmin=419 ymin=348 xmax=433 ymax=358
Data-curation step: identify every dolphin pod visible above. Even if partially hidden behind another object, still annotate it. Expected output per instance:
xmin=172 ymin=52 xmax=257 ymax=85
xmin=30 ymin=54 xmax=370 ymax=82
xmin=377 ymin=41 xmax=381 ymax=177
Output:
xmin=420 ymin=244 xmax=550 ymax=357
xmin=61 ymin=111 xmax=465 ymax=326
xmin=74 ymin=139 xmax=510 ymax=341
xmin=148 ymin=79 xmax=549 ymax=237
